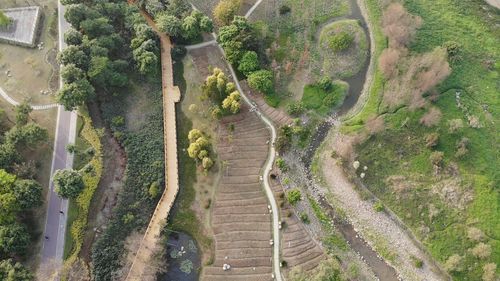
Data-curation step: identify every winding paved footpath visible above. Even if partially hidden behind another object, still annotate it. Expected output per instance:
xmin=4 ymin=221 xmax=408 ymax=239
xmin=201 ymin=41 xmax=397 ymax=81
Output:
xmin=125 ymin=2 xmax=181 ymax=280
xmin=188 ymin=0 xmax=282 ymax=279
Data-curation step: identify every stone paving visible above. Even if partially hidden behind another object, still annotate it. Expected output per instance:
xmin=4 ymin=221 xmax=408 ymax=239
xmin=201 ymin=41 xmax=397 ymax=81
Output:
xmin=0 ymin=6 xmax=41 ymax=47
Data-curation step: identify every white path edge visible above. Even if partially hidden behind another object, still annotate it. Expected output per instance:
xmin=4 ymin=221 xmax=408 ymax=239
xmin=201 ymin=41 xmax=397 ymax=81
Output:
xmin=0 ymin=87 xmax=58 ymax=110
xmin=189 ymin=1 xmax=283 ymax=280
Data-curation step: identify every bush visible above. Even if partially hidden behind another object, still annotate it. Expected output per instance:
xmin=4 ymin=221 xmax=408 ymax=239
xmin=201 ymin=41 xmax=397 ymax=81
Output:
xmin=286 ymin=102 xmax=305 ymax=116
xmin=299 ymin=212 xmax=310 ymax=224
xmin=444 ymin=254 xmax=463 ymax=272
xmin=276 ymin=158 xmax=288 ymax=171
xmin=237 ymin=51 xmax=259 ymax=76
xmin=328 ymin=31 xmax=354 ymax=52
xmin=373 ymin=201 xmax=384 ymax=212
xmin=424 ymin=132 xmax=439 ymax=148
xmin=247 ymin=70 xmax=274 ymax=95
xmin=410 ymin=255 xmax=423 ymax=268
xmin=429 ymin=151 xmax=444 ymax=167
xmin=287 ymin=189 xmax=301 ymax=205
xmin=279 ymin=5 xmax=291 ymax=15
xmin=213 ymin=0 xmax=241 ymax=26
xmin=471 ymin=243 xmax=491 ymax=259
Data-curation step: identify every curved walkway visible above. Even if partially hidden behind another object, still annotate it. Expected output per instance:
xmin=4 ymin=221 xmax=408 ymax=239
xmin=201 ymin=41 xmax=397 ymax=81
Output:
xmin=0 ymin=87 xmax=57 ymax=110
xmin=188 ymin=0 xmax=282 ymax=279
xmin=125 ymin=2 xmax=181 ymax=280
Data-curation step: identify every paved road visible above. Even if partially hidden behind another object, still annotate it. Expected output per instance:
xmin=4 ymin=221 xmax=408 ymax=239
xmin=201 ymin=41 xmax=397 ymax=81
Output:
xmin=40 ymin=0 xmax=77 ymax=272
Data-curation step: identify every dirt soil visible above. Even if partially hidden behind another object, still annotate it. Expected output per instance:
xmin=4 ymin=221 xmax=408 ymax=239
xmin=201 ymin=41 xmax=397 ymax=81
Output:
xmin=201 ymin=106 xmax=274 ymax=281
xmin=80 ymin=102 xmax=126 ymax=264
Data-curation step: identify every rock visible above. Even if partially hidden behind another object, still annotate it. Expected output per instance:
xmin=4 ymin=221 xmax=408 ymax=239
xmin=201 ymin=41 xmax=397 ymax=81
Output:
xmin=360 ymin=173 xmax=365 ymax=178
xmin=353 ymin=161 xmax=360 ymax=170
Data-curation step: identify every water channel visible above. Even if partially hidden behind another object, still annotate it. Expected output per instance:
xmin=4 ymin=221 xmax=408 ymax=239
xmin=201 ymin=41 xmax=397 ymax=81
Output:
xmin=301 ymin=0 xmax=400 ymax=280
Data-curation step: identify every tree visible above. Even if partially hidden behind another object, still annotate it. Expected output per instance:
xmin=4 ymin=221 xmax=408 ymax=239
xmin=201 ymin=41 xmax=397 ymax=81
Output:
xmin=58 ymin=45 xmax=89 ymax=70
xmin=217 ymin=17 xmax=257 ymax=64
xmin=166 ymin=0 xmax=190 ymax=18
xmin=213 ymin=0 xmax=241 ymax=26
xmin=156 ymin=14 xmax=182 ymax=37
xmin=247 ymin=70 xmax=274 ymax=95
xmin=182 ymin=15 xmax=199 ymax=39
xmin=13 ymin=179 xmax=42 ymax=209
xmin=188 ymin=129 xmax=203 ymax=143
xmin=64 ymin=28 xmax=83 ymax=46
xmin=61 ymin=64 xmax=86 ymax=84
xmin=222 ymin=91 xmax=241 ymax=114
xmin=64 ymin=4 xmax=97 ymax=30
xmin=287 ymin=189 xmax=301 ymax=205
xmin=202 ymin=157 xmax=214 ymax=171
xmin=14 ymin=101 xmax=32 ymax=126
xmin=0 ymin=259 xmax=33 ymax=281
xmin=199 ymin=15 xmax=214 ymax=33
xmin=53 ymin=169 xmax=84 ymax=199
xmin=57 ymin=78 xmax=95 ymax=111
xmin=238 ymin=51 xmax=259 ymax=76
xmin=5 ymin=123 xmax=48 ymax=147
xmin=0 ymin=223 xmax=30 ymax=255
xmin=80 ymin=17 xmax=114 ymax=39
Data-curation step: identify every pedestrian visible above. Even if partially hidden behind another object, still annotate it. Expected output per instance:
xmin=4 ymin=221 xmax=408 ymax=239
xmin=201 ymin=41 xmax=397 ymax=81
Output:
xmin=45 ymin=236 xmax=49 ymax=240
xmin=59 ymin=211 xmax=64 ymax=214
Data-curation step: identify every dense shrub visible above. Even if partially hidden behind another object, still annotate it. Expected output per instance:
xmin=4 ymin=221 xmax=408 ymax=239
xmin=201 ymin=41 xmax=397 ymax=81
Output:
xmin=328 ymin=31 xmax=354 ymax=52
xmin=287 ymin=189 xmax=301 ymax=205
xmin=213 ymin=0 xmax=241 ymax=26
xmin=91 ymin=91 xmax=165 ymax=280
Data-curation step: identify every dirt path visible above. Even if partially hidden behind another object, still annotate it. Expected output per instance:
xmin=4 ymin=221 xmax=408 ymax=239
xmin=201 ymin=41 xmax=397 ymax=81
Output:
xmin=485 ymin=0 xmax=500 ymax=9
xmin=318 ymin=135 xmax=446 ymax=281
xmin=124 ymin=2 xmax=182 ymax=280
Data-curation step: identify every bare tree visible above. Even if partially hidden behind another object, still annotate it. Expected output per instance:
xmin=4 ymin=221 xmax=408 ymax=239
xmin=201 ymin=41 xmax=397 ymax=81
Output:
xmin=420 ymin=107 xmax=442 ymax=127
xmin=382 ymin=3 xmax=422 ymax=48
xmin=379 ymin=48 xmax=402 ymax=78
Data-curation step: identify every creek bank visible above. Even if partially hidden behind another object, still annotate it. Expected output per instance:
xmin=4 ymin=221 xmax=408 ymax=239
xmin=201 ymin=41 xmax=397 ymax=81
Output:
xmin=292 ymin=0 xmax=400 ymax=280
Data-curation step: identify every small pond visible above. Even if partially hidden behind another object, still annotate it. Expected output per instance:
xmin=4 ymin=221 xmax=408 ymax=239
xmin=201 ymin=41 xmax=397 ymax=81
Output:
xmin=158 ymin=232 xmax=201 ymax=281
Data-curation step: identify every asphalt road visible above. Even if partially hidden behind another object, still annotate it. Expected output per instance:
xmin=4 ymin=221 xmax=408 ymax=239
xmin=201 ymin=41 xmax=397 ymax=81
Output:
xmin=40 ymin=0 xmax=77 ymax=268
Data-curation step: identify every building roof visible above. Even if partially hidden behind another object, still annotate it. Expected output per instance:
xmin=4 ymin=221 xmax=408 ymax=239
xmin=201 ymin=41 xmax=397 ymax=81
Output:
xmin=0 ymin=6 xmax=41 ymax=47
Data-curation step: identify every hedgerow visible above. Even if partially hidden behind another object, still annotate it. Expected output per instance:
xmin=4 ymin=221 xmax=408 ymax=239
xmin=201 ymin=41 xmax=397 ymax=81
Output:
xmin=62 ymin=107 xmax=103 ymax=278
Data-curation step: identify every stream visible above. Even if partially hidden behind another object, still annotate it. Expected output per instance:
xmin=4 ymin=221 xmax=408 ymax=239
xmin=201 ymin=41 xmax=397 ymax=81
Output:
xmin=300 ymin=0 xmax=400 ymax=280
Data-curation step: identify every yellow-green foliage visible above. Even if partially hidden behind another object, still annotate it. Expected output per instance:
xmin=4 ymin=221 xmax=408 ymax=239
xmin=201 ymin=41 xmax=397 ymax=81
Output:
xmin=63 ymin=108 xmax=103 ymax=273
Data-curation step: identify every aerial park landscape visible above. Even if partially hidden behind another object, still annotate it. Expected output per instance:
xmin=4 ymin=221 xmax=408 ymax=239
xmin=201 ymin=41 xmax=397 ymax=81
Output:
xmin=0 ymin=0 xmax=498 ymax=280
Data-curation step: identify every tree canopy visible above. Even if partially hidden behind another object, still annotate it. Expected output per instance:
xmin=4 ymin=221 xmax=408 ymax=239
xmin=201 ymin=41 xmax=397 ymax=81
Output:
xmin=53 ymin=169 xmax=84 ymax=199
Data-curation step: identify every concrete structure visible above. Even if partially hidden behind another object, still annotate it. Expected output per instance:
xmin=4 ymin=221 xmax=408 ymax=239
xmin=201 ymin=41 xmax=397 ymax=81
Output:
xmin=0 ymin=6 xmax=42 ymax=48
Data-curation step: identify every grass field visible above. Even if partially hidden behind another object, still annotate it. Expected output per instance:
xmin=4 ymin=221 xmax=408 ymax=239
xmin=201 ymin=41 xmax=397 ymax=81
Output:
xmin=340 ymin=0 xmax=499 ymax=279
xmin=249 ymin=0 xmax=350 ymax=102
xmin=318 ymin=19 xmax=368 ymax=78
xmin=302 ymin=80 xmax=348 ymax=116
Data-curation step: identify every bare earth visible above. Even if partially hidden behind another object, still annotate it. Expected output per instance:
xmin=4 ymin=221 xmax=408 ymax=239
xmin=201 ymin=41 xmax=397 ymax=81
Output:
xmin=485 ymin=0 xmax=500 ymax=9
xmin=202 ymin=106 xmax=273 ymax=281
xmin=318 ymin=132 xmax=445 ymax=281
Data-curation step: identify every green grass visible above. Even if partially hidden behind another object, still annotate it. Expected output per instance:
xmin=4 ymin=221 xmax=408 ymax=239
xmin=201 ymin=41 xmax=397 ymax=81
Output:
xmin=302 ymin=81 xmax=348 ymax=116
xmin=318 ymin=19 xmax=369 ymax=78
xmin=63 ymin=199 xmax=78 ymax=259
xmin=341 ymin=0 xmax=500 ymax=279
xmin=167 ymin=57 xmax=213 ymax=259
xmin=308 ymin=195 xmax=349 ymax=252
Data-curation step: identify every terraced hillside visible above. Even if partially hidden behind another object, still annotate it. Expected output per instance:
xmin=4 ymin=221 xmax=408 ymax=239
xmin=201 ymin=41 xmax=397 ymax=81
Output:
xmin=270 ymin=178 xmax=326 ymax=276
xmin=202 ymin=106 xmax=274 ymax=281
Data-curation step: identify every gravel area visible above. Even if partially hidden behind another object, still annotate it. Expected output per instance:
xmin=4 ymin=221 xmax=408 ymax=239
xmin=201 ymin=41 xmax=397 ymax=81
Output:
xmin=316 ymin=131 xmax=447 ymax=281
